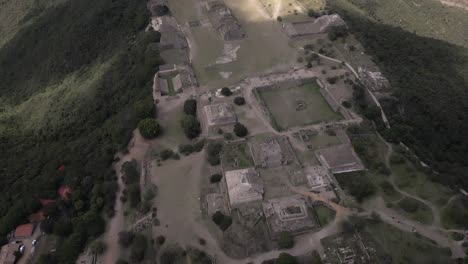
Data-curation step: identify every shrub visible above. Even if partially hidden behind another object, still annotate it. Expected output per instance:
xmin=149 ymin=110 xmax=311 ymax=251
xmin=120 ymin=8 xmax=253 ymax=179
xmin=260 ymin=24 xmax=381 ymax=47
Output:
xmin=343 ymin=173 xmax=376 ymax=202
xmin=326 ymin=76 xmax=339 ymax=84
xmin=183 ymin=99 xmax=197 ymax=116
xmin=206 ymin=141 xmax=223 ymax=165
xmin=380 ymin=181 xmax=396 ymax=196
xmin=307 ymin=9 xmax=318 ymax=18
xmin=276 ymin=16 xmax=282 ymax=22
xmin=328 ymin=26 xmax=348 ymax=41
xmin=233 ymin=123 xmax=248 ymax=137
xmin=133 ymin=98 xmax=155 ymax=119
xmin=179 ymin=144 xmax=194 ymax=155
xmin=156 ymin=235 xmax=166 ymax=245
xmin=127 ymin=184 xmax=141 ymax=208
xmin=212 ymin=211 xmax=232 ymax=231
xmin=223 ymin=133 xmax=234 ymax=140
xmin=121 ymin=160 xmax=140 ymax=185
xmin=118 ymin=231 xmax=135 ymax=248
xmin=160 ymin=149 xmax=174 ymax=161
xmin=210 ymin=174 xmax=223 ymax=183
xmin=233 ymin=96 xmax=246 ymax=105
xmin=153 ymin=5 xmax=170 ymax=16
xmin=193 ymin=140 xmax=205 ymax=152
xmin=130 ymin=235 xmax=147 ymax=262
xmin=138 ymin=118 xmax=161 ymax=139
xmin=276 ymin=253 xmax=298 ymax=264
xmin=306 ymin=62 xmax=312 ymax=68
xmin=304 ymin=44 xmax=314 ymax=51
xmin=220 ymin=87 xmax=232 ymax=96
xmin=180 ymin=115 xmax=201 ymax=139
xmin=278 ymin=231 xmax=294 ymax=249
xmin=398 ymin=198 xmax=420 ymax=213
xmin=342 ymin=100 xmax=352 ymax=108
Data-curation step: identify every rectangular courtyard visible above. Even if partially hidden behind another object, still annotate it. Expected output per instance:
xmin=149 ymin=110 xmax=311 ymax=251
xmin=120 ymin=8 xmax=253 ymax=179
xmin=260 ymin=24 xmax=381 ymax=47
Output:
xmin=257 ymin=81 xmax=342 ymax=130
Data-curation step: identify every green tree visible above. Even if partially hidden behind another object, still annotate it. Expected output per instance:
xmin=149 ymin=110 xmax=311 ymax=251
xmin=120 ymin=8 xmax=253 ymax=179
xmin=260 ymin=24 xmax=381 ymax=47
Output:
xmin=130 ymin=234 xmax=147 ymax=262
xmin=183 ymin=99 xmax=197 ymax=115
xmin=53 ymin=218 xmax=73 ymax=237
xmin=133 ymin=98 xmax=155 ymax=119
xmin=233 ymin=123 xmax=248 ymax=137
xmin=90 ymin=240 xmax=106 ymax=255
xmin=138 ymin=118 xmax=161 ymax=139
xmin=220 ymin=87 xmax=232 ymax=96
xmin=180 ymin=115 xmax=201 ymax=139
xmin=205 ymin=141 xmax=223 ymax=165
xmin=210 ymin=174 xmax=223 ymax=183
xmin=212 ymin=211 xmax=232 ymax=231
xmin=233 ymin=97 xmax=246 ymax=105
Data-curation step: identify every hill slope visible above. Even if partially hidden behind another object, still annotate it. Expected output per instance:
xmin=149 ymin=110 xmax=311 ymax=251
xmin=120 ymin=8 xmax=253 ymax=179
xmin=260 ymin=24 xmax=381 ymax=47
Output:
xmin=330 ymin=0 xmax=468 ymax=188
xmin=0 ymin=0 xmax=161 ymax=262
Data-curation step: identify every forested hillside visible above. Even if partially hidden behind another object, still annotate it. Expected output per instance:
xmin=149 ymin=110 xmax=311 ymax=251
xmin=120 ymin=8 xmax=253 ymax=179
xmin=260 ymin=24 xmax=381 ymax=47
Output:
xmin=0 ymin=0 xmax=161 ymax=262
xmin=330 ymin=2 xmax=468 ymax=189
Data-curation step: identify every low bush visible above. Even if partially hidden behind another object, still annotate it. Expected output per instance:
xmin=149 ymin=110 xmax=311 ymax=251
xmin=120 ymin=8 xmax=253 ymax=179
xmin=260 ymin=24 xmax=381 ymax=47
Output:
xmin=210 ymin=174 xmax=223 ymax=183
xmin=233 ymin=97 xmax=246 ymax=105
xmin=212 ymin=211 xmax=232 ymax=231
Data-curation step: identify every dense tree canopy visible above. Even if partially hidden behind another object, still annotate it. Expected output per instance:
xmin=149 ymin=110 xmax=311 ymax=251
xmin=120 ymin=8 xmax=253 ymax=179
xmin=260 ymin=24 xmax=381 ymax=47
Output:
xmin=0 ymin=0 xmax=161 ymax=261
xmin=333 ymin=7 xmax=468 ymax=190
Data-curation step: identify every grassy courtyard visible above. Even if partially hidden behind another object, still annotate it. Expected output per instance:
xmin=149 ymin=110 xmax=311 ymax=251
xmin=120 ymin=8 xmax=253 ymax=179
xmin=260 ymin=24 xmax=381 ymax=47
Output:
xmin=258 ymin=82 xmax=342 ymax=130
xmin=314 ymin=204 xmax=336 ymax=226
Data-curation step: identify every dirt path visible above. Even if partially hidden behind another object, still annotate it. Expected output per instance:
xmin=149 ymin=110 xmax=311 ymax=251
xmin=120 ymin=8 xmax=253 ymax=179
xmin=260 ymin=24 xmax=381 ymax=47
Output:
xmin=101 ymin=131 xmax=151 ymax=264
xmin=363 ymin=197 xmax=466 ymax=258
xmin=379 ymin=135 xmax=442 ymax=227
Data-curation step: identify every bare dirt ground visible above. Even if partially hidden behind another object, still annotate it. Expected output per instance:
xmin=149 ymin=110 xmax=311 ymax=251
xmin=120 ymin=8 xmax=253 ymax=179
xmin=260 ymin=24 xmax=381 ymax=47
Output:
xmin=439 ymin=0 xmax=468 ymax=11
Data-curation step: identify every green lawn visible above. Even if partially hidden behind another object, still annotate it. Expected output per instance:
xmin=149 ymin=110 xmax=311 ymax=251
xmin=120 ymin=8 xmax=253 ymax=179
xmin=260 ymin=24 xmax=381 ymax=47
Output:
xmin=258 ymin=82 xmax=342 ymax=130
xmin=314 ymin=204 xmax=336 ymax=226
xmin=167 ymin=78 xmax=175 ymax=96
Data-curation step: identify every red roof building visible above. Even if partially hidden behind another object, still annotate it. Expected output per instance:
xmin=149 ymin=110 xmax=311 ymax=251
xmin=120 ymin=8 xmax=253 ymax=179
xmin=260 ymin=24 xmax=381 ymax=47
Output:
xmin=28 ymin=210 xmax=45 ymax=223
xmin=40 ymin=199 xmax=55 ymax=207
xmin=58 ymin=186 xmax=72 ymax=200
xmin=14 ymin=223 xmax=35 ymax=238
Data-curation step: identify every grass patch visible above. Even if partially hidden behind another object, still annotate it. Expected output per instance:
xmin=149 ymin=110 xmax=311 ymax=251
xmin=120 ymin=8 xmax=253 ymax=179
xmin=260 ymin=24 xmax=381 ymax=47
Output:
xmin=365 ymin=221 xmax=453 ymax=264
xmin=314 ymin=204 xmax=336 ymax=226
xmin=257 ymin=82 xmax=341 ymax=130
xmin=167 ymin=78 xmax=175 ymax=96
xmin=392 ymin=197 xmax=433 ymax=225
xmin=441 ymin=196 xmax=468 ymax=229
xmin=392 ymin=160 xmax=454 ymax=209
xmin=221 ymin=142 xmax=254 ymax=170
xmin=341 ymin=0 xmax=468 ymax=48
